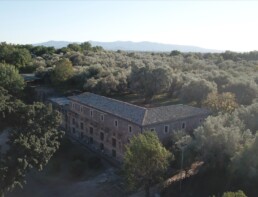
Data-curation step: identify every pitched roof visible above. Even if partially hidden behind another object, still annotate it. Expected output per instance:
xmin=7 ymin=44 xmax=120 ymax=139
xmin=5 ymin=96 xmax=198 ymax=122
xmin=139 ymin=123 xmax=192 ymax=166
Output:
xmin=21 ymin=73 xmax=40 ymax=82
xmin=49 ymin=97 xmax=70 ymax=106
xmin=68 ymin=93 xmax=146 ymax=125
xmin=143 ymin=105 xmax=210 ymax=125
xmin=68 ymin=92 xmax=210 ymax=126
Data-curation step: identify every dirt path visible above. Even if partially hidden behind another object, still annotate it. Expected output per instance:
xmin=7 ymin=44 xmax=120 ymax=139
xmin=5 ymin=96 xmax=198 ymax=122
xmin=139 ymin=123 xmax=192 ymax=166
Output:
xmin=163 ymin=161 xmax=204 ymax=188
xmin=130 ymin=161 xmax=204 ymax=197
xmin=7 ymin=168 xmax=125 ymax=197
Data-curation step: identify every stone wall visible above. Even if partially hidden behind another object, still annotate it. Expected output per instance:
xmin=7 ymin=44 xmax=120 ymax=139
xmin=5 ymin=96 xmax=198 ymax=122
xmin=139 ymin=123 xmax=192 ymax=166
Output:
xmin=65 ymin=100 xmax=209 ymax=161
xmin=68 ymin=100 xmax=142 ymax=161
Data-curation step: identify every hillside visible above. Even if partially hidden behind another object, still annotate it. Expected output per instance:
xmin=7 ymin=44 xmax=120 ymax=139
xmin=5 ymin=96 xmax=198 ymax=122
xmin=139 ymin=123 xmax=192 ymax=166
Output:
xmin=33 ymin=40 xmax=221 ymax=53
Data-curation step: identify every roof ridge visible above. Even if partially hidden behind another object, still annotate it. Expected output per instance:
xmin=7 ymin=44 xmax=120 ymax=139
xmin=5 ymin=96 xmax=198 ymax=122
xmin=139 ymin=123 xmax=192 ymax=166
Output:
xmin=142 ymin=109 xmax=148 ymax=125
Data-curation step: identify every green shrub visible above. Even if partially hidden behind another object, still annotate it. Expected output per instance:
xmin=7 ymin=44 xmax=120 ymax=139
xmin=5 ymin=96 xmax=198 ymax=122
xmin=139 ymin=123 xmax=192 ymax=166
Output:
xmin=221 ymin=190 xmax=247 ymax=197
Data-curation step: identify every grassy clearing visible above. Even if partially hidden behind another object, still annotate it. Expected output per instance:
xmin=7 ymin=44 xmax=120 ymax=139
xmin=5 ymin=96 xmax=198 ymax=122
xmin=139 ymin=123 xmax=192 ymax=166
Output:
xmin=111 ymin=93 xmax=187 ymax=108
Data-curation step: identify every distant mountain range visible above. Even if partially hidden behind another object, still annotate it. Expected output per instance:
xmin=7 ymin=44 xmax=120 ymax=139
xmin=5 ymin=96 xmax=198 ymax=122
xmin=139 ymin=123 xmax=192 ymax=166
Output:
xmin=33 ymin=40 xmax=222 ymax=53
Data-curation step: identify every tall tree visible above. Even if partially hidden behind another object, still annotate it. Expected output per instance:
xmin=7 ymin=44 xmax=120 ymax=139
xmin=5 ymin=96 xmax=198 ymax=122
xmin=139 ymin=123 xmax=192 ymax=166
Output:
xmin=180 ymin=78 xmax=217 ymax=106
xmin=203 ymin=92 xmax=238 ymax=114
xmin=236 ymin=103 xmax=258 ymax=134
xmin=80 ymin=42 xmax=92 ymax=51
xmin=130 ymin=64 xmax=172 ymax=102
xmin=51 ymin=58 xmax=74 ymax=86
xmin=67 ymin=43 xmax=81 ymax=52
xmin=0 ymin=63 xmax=25 ymax=95
xmin=0 ymin=103 xmax=64 ymax=196
xmin=9 ymin=48 xmax=32 ymax=68
xmin=123 ymin=132 xmax=172 ymax=197
xmin=193 ymin=113 xmax=253 ymax=169
xmin=231 ymin=134 xmax=258 ymax=192
xmin=0 ymin=87 xmax=24 ymax=129
xmin=223 ymin=80 xmax=258 ymax=105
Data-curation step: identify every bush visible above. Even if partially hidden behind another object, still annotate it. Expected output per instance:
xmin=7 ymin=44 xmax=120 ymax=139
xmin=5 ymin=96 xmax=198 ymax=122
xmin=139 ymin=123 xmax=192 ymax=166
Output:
xmin=221 ymin=190 xmax=247 ymax=197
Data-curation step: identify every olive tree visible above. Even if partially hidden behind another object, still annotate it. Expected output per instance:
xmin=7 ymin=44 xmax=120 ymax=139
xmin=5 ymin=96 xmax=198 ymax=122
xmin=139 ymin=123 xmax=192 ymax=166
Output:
xmin=223 ymin=80 xmax=258 ymax=105
xmin=236 ymin=103 xmax=258 ymax=134
xmin=0 ymin=63 xmax=25 ymax=95
xmin=203 ymin=92 xmax=238 ymax=114
xmin=180 ymin=78 xmax=217 ymax=106
xmin=193 ymin=113 xmax=253 ymax=169
xmin=51 ymin=58 xmax=74 ymax=86
xmin=130 ymin=64 xmax=172 ymax=102
xmin=124 ymin=132 xmax=172 ymax=197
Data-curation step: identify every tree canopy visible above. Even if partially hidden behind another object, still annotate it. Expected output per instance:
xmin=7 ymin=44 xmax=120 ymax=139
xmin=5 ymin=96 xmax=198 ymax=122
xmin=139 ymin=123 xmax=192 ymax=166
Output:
xmin=51 ymin=58 xmax=74 ymax=86
xmin=0 ymin=102 xmax=64 ymax=196
xmin=203 ymin=92 xmax=238 ymax=114
xmin=180 ymin=78 xmax=217 ymax=106
xmin=123 ymin=132 xmax=172 ymax=197
xmin=130 ymin=63 xmax=172 ymax=102
xmin=193 ymin=113 xmax=253 ymax=169
xmin=0 ymin=63 xmax=25 ymax=95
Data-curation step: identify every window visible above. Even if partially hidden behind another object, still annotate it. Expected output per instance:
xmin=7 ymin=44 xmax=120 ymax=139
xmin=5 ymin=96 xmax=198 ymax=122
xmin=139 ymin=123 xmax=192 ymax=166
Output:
xmin=83 ymin=107 xmax=87 ymax=115
xmin=182 ymin=122 xmax=186 ymax=129
xmin=100 ymin=114 xmax=104 ymax=121
xmin=100 ymin=132 xmax=104 ymax=141
xmin=72 ymin=118 xmax=75 ymax=125
xmin=90 ymin=127 xmax=94 ymax=135
xmin=112 ymin=138 xmax=116 ymax=148
xmin=112 ymin=149 xmax=116 ymax=157
xmin=80 ymin=107 xmax=83 ymax=112
xmin=150 ymin=128 xmax=155 ymax=132
xmin=74 ymin=104 xmax=80 ymax=112
xmin=90 ymin=110 xmax=93 ymax=117
xmin=164 ymin=125 xmax=169 ymax=133
xmin=100 ymin=143 xmax=104 ymax=151
xmin=72 ymin=128 xmax=75 ymax=133
xmin=80 ymin=132 xmax=84 ymax=139
xmin=80 ymin=122 xmax=84 ymax=130
xmin=89 ymin=137 xmax=93 ymax=144
xmin=128 ymin=125 xmax=132 ymax=133
xmin=114 ymin=120 xmax=118 ymax=127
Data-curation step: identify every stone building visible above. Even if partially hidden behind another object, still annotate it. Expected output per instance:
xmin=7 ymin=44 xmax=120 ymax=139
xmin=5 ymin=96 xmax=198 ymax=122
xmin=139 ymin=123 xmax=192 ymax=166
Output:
xmin=52 ymin=92 xmax=210 ymax=161
xmin=48 ymin=97 xmax=70 ymax=130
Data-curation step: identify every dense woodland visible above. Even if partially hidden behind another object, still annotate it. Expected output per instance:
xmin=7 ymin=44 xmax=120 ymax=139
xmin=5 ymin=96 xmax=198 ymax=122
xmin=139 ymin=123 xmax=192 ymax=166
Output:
xmin=0 ymin=42 xmax=258 ymax=196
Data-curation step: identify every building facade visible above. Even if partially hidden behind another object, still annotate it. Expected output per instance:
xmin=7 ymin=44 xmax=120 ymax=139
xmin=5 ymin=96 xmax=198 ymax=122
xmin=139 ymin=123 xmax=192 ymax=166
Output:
xmin=50 ymin=92 xmax=210 ymax=161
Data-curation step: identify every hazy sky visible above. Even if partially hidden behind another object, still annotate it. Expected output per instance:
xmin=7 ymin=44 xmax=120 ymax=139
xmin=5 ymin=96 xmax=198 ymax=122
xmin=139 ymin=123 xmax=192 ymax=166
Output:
xmin=0 ymin=1 xmax=258 ymax=51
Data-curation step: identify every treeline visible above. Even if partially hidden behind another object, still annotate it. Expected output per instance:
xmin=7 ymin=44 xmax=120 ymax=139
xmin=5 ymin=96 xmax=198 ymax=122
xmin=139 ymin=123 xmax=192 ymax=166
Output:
xmin=1 ymin=42 xmax=258 ymax=107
